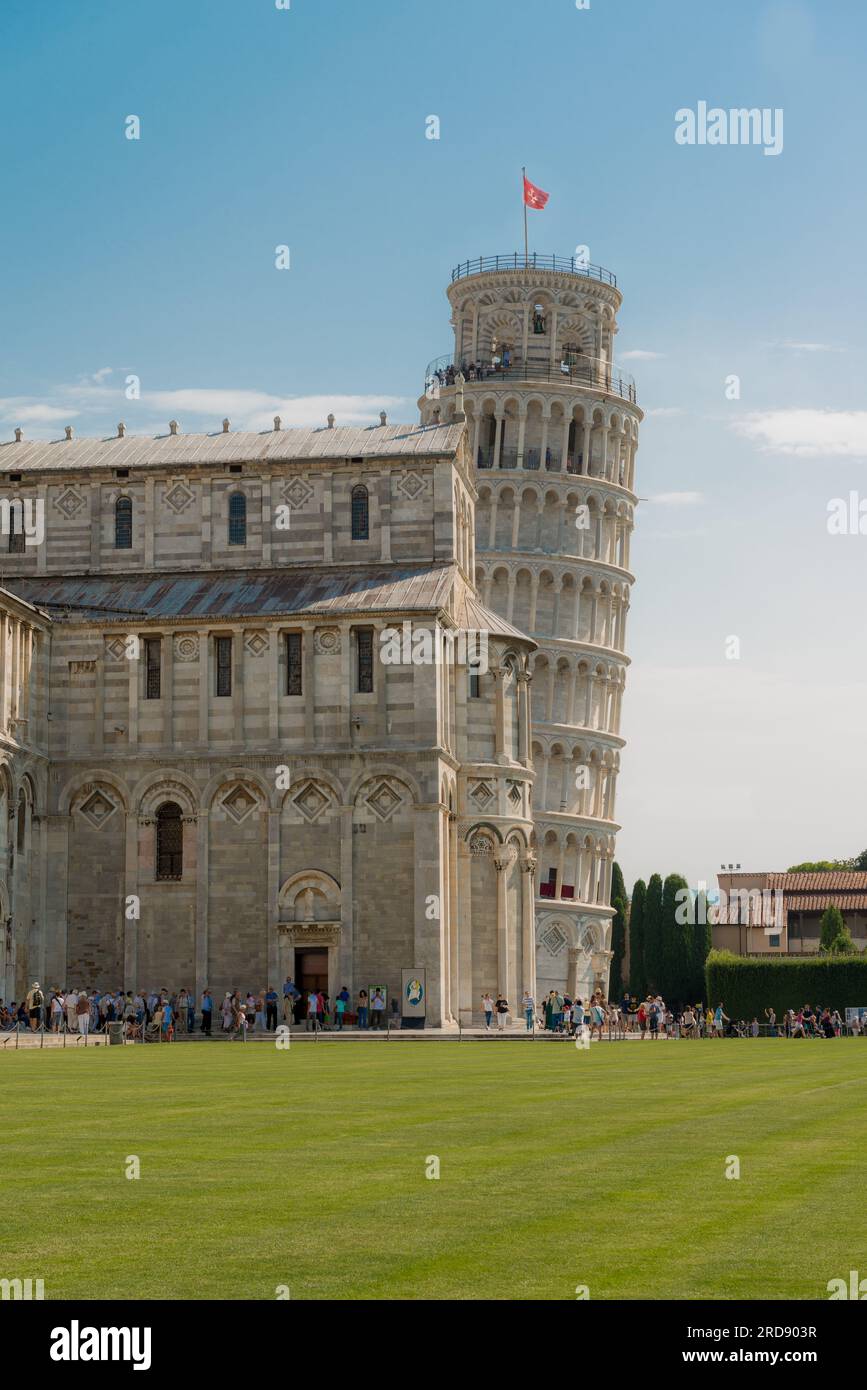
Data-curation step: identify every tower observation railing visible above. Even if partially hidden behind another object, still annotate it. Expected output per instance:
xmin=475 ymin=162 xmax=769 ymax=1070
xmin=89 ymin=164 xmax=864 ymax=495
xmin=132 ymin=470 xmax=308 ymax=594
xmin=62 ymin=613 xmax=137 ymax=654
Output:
xmin=450 ymin=253 xmax=618 ymax=286
xmin=424 ymin=352 xmax=637 ymax=405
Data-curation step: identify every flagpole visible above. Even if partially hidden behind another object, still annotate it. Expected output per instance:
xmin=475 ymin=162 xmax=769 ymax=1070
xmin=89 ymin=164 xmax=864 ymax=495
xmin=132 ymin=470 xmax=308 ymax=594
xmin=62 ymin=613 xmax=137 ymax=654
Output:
xmin=521 ymin=166 xmax=528 ymax=266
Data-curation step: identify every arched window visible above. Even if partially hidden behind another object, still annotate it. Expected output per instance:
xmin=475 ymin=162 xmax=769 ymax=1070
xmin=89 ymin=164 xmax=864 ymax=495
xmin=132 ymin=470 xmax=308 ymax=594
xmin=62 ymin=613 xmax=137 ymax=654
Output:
xmin=115 ymin=497 xmax=132 ymax=549
xmin=155 ymin=802 xmax=183 ymax=881
xmin=16 ymin=793 xmax=26 ymax=853
xmin=351 ymin=485 xmax=369 ymax=540
xmin=228 ymin=492 xmax=247 ymax=546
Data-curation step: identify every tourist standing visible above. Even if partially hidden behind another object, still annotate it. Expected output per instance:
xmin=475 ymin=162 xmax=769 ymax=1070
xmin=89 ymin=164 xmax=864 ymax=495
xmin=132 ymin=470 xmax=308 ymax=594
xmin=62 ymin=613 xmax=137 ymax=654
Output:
xmin=371 ymin=989 xmax=385 ymax=1029
xmin=76 ymin=991 xmax=90 ymax=1036
xmin=481 ymin=993 xmax=494 ymax=1031
xmin=522 ymin=990 xmax=534 ymax=1032
xmin=25 ymin=982 xmax=44 ymax=1031
xmin=495 ymin=993 xmax=509 ymax=1031
xmin=306 ymin=990 xmax=319 ymax=1032
xmin=200 ymin=990 xmax=213 ymax=1035
xmin=65 ymin=989 xmax=79 ymax=1033
xmin=50 ymin=990 xmax=64 ymax=1033
xmin=265 ymin=986 xmax=278 ymax=1032
xmin=357 ymin=989 xmax=369 ymax=1029
xmin=176 ymin=989 xmax=189 ymax=1034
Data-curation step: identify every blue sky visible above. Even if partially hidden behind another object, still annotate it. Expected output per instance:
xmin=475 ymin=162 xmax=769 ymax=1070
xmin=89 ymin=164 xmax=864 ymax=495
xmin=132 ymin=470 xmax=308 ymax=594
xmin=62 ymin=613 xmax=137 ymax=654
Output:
xmin=2 ymin=0 xmax=866 ymax=891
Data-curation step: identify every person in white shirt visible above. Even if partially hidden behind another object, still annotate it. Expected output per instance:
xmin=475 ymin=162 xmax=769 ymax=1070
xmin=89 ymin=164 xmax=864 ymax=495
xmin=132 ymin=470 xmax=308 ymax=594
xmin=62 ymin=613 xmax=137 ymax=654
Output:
xmin=65 ymin=989 xmax=79 ymax=1033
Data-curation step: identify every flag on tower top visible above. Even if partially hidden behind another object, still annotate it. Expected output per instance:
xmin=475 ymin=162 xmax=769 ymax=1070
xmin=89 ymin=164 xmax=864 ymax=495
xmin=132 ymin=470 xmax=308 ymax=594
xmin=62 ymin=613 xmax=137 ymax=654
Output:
xmin=523 ymin=174 xmax=549 ymax=209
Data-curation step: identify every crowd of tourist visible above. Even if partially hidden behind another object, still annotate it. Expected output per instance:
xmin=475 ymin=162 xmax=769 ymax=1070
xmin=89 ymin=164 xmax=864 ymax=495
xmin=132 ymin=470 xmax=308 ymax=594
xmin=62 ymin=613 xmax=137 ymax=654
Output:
xmin=0 ymin=978 xmax=404 ymax=1039
xmin=0 ymin=980 xmax=859 ymax=1041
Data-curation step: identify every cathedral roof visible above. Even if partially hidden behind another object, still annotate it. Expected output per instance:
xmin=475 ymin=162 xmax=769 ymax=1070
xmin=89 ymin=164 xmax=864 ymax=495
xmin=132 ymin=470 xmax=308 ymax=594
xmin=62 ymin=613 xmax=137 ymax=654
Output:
xmin=3 ymin=564 xmax=532 ymax=644
xmin=0 ymin=423 xmax=465 ymax=473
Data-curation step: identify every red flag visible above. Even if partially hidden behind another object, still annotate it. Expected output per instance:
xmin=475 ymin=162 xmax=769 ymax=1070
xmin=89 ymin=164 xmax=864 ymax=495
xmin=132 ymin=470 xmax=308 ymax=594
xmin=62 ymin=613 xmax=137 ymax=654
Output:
xmin=523 ymin=175 xmax=549 ymax=210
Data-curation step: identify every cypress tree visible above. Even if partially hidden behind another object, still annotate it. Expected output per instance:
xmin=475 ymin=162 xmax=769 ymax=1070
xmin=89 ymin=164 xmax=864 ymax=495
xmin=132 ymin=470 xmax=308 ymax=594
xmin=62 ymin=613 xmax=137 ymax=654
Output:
xmin=691 ymin=889 xmax=713 ymax=1004
xmin=643 ymin=873 xmax=664 ymax=994
xmin=609 ymin=861 xmax=627 ymax=998
xmin=628 ymin=878 xmax=647 ymax=998
xmin=661 ymin=873 xmax=690 ymax=1002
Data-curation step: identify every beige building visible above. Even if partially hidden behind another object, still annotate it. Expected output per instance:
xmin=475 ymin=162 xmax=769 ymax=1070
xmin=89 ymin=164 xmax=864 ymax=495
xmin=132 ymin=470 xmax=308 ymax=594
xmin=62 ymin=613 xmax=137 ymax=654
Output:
xmin=0 ymin=253 xmax=641 ymax=1022
xmin=714 ymin=870 xmax=867 ymax=956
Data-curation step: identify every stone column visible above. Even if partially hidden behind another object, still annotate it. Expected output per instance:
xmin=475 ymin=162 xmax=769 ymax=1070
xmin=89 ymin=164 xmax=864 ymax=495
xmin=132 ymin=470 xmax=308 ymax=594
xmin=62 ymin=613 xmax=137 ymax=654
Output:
xmin=124 ymin=810 xmax=139 ymax=990
xmin=195 ymin=812 xmax=209 ymax=1001
xmin=144 ymin=479 xmax=155 ymax=567
xmin=414 ymin=803 xmax=445 ymax=1027
xmin=198 ymin=630 xmax=209 ymax=746
xmin=493 ymin=668 xmax=506 ymax=758
xmin=517 ymin=671 xmax=531 ymax=765
xmin=516 ymin=405 xmax=527 ymax=468
xmin=520 ymin=854 xmax=537 ymax=1004
xmin=494 ymin=848 xmax=511 ymax=1002
xmin=267 ymin=809 xmax=280 ymax=985
xmin=457 ymin=837 xmax=473 ymax=1025
xmin=163 ymin=629 xmax=174 ymax=749
xmin=582 ymin=419 xmax=592 ymax=474
xmin=493 ymin=413 xmax=504 ymax=470
xmin=232 ymin=630 xmax=244 ymax=747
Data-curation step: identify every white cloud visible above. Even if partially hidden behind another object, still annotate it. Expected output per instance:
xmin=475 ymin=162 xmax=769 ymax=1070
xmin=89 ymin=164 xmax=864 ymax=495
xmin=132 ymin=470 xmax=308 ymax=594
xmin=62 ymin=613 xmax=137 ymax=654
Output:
xmin=0 ymin=400 xmax=78 ymax=424
xmin=646 ymin=407 xmax=684 ymax=418
xmin=778 ymin=341 xmax=843 ymax=354
xmin=620 ymin=349 xmax=664 ymax=361
xmin=734 ymin=409 xmax=867 ymax=459
xmin=0 ymin=378 xmax=412 ymax=438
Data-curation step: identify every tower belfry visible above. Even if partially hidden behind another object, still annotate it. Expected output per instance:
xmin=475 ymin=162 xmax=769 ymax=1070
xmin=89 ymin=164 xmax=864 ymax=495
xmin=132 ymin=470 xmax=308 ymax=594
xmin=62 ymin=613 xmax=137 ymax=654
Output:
xmin=420 ymin=251 xmax=641 ymax=1002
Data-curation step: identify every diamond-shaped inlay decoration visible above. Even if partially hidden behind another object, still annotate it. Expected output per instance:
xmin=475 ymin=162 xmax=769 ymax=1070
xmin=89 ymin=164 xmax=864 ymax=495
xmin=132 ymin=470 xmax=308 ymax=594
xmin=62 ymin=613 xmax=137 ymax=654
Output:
xmin=470 ymin=780 xmax=494 ymax=810
xmin=507 ymin=782 xmax=522 ymax=806
xmin=395 ymin=470 xmax=426 ymax=501
xmin=365 ymin=780 xmax=402 ymax=822
xmin=79 ymin=790 xmax=117 ymax=829
xmin=540 ymin=925 xmax=568 ymax=956
xmin=244 ymin=631 xmax=268 ymax=658
xmin=292 ymin=782 xmax=330 ymax=823
xmin=221 ymin=785 xmax=258 ymax=824
xmin=104 ymin=637 xmax=128 ymax=662
xmin=54 ymin=486 xmax=86 ymax=519
xmin=282 ymin=477 xmax=314 ymax=510
xmin=163 ymin=480 xmax=195 ymax=514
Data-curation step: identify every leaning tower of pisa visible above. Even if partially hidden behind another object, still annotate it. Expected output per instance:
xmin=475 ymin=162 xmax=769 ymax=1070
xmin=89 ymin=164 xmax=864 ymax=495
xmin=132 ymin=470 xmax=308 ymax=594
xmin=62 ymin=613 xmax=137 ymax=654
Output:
xmin=419 ymin=253 xmax=641 ymax=1005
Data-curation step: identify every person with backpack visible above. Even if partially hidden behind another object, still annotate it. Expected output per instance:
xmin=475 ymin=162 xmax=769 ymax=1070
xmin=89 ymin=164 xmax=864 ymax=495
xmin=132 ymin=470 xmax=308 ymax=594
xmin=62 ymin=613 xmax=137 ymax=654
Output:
xmin=25 ymin=982 xmax=44 ymax=1031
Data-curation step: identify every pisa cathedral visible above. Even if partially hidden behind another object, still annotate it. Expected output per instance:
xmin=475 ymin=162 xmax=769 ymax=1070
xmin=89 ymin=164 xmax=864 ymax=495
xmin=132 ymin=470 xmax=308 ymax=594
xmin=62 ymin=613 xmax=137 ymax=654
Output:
xmin=0 ymin=254 xmax=640 ymax=1025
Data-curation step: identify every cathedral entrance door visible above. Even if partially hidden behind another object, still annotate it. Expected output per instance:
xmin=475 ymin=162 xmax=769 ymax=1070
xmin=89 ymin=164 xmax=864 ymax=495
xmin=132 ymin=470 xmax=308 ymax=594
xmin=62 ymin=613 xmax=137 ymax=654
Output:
xmin=296 ymin=948 xmax=329 ymax=1020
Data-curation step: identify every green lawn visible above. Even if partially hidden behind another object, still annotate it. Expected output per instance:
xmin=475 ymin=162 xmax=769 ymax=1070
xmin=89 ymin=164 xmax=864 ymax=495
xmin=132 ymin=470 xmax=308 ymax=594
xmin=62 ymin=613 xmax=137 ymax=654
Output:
xmin=2 ymin=1039 xmax=865 ymax=1300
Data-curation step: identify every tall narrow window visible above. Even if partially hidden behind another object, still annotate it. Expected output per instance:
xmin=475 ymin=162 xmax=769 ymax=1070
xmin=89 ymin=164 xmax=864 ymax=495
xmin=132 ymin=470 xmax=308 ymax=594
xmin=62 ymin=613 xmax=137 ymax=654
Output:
xmin=286 ymin=632 xmax=302 ymax=695
xmin=356 ymin=628 xmax=374 ymax=693
xmin=468 ymin=662 xmax=481 ymax=699
xmin=115 ymin=497 xmax=132 ymax=549
xmin=7 ymin=499 xmax=25 ymax=553
xmin=215 ymin=635 xmax=232 ymax=697
xmin=156 ymin=802 xmax=183 ymax=880
xmin=17 ymin=794 xmax=26 ymax=852
xmin=228 ymin=491 xmax=247 ymax=546
xmin=351 ymin=485 xmax=369 ymax=540
xmin=145 ymin=638 xmax=161 ymax=699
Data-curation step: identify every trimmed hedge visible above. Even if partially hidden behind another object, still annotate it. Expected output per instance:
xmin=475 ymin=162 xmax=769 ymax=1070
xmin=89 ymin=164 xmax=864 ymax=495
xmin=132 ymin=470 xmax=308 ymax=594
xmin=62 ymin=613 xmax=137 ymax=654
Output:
xmin=705 ymin=949 xmax=867 ymax=1019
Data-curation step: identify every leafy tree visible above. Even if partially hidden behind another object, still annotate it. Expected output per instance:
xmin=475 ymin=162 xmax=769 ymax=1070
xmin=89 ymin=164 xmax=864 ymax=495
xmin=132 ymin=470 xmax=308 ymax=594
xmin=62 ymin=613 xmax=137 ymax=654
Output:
xmin=662 ymin=873 xmax=691 ymax=1002
xmin=643 ymin=873 xmax=664 ymax=994
xmin=788 ymin=852 xmax=867 ymax=871
xmin=628 ymin=879 xmax=647 ymax=998
xmin=787 ymin=861 xmax=837 ymax=873
xmin=819 ymin=905 xmax=857 ymax=955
